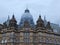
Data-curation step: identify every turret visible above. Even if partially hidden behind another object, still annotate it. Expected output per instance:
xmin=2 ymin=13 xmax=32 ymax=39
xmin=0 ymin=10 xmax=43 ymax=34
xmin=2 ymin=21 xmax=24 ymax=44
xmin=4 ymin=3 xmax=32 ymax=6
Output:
xmin=3 ymin=15 xmax=10 ymax=28
xmin=9 ymin=14 xmax=17 ymax=29
xmin=46 ymin=21 xmax=53 ymax=32
xmin=36 ymin=15 xmax=45 ymax=29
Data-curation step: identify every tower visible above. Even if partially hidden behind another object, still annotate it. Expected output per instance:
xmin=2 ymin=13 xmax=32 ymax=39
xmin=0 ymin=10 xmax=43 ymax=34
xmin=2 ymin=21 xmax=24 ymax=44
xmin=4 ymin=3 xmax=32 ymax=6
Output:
xmin=9 ymin=14 xmax=17 ymax=29
xmin=3 ymin=15 xmax=10 ymax=28
xmin=46 ymin=21 xmax=53 ymax=32
xmin=36 ymin=15 xmax=45 ymax=29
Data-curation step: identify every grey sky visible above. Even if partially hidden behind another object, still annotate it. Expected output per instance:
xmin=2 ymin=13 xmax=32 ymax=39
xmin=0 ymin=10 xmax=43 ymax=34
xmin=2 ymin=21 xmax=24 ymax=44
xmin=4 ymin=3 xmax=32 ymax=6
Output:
xmin=0 ymin=0 xmax=60 ymax=25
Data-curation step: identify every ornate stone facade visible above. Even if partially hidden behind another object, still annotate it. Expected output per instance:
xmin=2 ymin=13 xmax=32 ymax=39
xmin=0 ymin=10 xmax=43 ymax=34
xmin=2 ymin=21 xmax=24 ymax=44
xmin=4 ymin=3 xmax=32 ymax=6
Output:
xmin=0 ymin=9 xmax=60 ymax=45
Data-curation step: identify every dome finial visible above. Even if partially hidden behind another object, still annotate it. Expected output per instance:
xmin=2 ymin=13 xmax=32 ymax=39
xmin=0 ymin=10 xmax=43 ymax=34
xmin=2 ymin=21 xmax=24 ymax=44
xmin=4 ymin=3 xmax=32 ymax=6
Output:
xmin=25 ymin=7 xmax=30 ymax=13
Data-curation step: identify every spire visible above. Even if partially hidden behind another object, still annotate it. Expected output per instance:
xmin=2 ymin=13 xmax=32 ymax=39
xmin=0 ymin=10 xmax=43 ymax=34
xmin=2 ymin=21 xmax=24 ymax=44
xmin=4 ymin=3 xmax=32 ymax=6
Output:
xmin=10 ymin=14 xmax=17 ymax=22
xmin=37 ymin=15 xmax=43 ymax=22
xmin=44 ymin=16 xmax=46 ymax=21
xmin=11 ymin=14 xmax=17 ymax=23
xmin=6 ymin=15 xmax=10 ymax=27
xmin=12 ymin=14 xmax=15 ymax=20
xmin=44 ymin=16 xmax=46 ymax=23
xmin=8 ymin=15 xmax=10 ymax=21
xmin=44 ymin=16 xmax=47 ymax=26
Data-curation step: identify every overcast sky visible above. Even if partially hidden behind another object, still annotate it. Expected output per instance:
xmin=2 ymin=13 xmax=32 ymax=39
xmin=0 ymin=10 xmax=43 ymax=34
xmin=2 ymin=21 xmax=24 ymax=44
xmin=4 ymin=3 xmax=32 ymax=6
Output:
xmin=0 ymin=0 xmax=60 ymax=25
